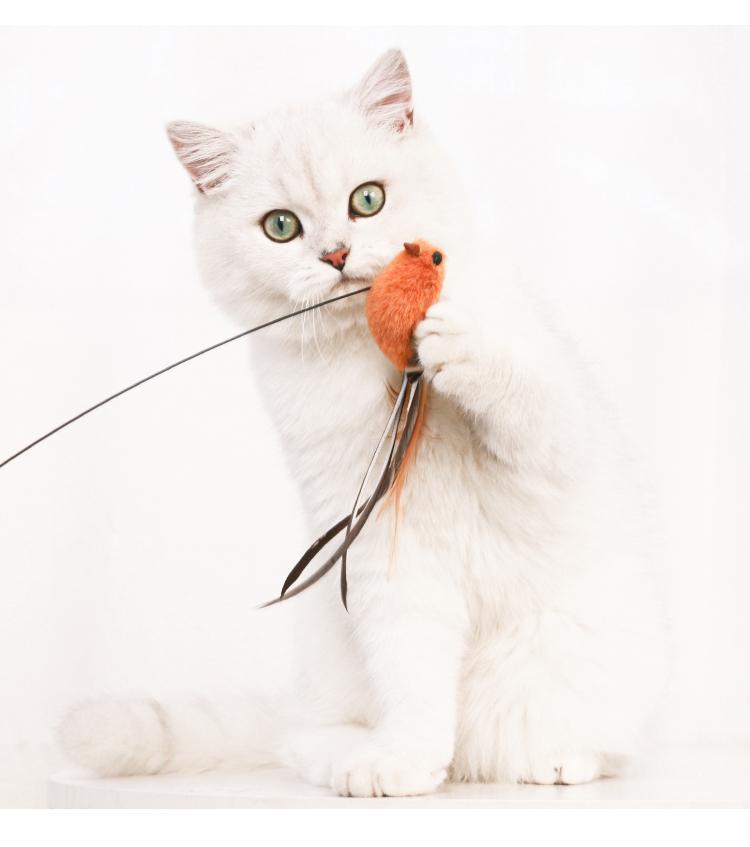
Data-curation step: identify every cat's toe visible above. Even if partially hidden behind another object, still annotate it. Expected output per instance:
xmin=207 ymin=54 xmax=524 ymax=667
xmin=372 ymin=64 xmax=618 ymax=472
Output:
xmin=522 ymin=753 xmax=602 ymax=786
xmin=416 ymin=299 xmax=468 ymax=338
xmin=331 ymin=753 xmax=446 ymax=798
xmin=376 ymin=765 xmax=447 ymax=797
xmin=332 ymin=760 xmax=382 ymax=797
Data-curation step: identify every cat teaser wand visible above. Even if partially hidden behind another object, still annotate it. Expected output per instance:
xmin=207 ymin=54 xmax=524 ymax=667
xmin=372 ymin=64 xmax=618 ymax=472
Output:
xmin=1 ymin=241 xmax=445 ymax=609
xmin=0 ymin=286 xmax=371 ymax=470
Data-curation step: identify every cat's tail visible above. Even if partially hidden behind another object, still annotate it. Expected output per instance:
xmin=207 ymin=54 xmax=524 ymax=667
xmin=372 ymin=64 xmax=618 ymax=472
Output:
xmin=58 ymin=693 xmax=281 ymax=777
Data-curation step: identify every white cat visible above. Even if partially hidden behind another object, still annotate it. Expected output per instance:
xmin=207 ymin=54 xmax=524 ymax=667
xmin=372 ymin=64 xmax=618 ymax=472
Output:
xmin=60 ymin=49 xmax=667 ymax=797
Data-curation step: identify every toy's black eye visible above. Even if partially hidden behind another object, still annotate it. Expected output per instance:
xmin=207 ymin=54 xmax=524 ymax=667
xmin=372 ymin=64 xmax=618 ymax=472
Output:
xmin=432 ymin=251 xmax=443 ymax=266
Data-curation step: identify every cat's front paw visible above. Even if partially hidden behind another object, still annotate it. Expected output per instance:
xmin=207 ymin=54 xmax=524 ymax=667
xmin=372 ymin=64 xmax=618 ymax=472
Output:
xmin=280 ymin=725 xmax=447 ymax=797
xmin=414 ymin=300 xmax=483 ymax=403
xmin=415 ymin=300 xmax=473 ymax=375
xmin=331 ymin=747 xmax=447 ymax=798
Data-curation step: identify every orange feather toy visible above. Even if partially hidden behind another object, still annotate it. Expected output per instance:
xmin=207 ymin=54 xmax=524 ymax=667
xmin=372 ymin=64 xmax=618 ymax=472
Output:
xmin=1 ymin=240 xmax=447 ymax=611
xmin=366 ymin=240 xmax=445 ymax=510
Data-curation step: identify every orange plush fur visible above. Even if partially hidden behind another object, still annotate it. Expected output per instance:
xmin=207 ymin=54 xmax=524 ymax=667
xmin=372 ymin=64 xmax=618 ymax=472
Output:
xmin=366 ymin=240 xmax=445 ymax=509
xmin=366 ymin=240 xmax=446 ymax=371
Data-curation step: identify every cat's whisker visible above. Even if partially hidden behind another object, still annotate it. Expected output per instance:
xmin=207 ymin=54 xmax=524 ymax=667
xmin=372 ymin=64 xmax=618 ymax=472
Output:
xmin=310 ymin=298 xmax=321 ymax=359
xmin=314 ymin=304 xmax=329 ymax=363
xmin=299 ymin=294 xmax=310 ymax=364
xmin=310 ymin=295 xmax=331 ymax=365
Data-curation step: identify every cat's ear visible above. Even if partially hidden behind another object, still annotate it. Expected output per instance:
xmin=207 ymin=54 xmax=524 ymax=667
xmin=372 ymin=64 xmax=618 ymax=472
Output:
xmin=353 ymin=49 xmax=413 ymax=132
xmin=166 ymin=121 xmax=236 ymax=194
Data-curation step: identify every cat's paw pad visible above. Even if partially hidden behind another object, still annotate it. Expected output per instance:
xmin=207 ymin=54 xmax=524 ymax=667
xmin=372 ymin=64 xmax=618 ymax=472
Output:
xmin=414 ymin=300 xmax=475 ymax=380
xmin=521 ymin=753 xmax=602 ymax=786
xmin=331 ymin=750 xmax=447 ymax=797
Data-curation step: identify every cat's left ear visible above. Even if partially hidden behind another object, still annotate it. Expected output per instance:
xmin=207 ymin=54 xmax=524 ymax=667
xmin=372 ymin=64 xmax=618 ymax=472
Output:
xmin=353 ymin=48 xmax=413 ymax=133
xmin=166 ymin=120 xmax=237 ymax=194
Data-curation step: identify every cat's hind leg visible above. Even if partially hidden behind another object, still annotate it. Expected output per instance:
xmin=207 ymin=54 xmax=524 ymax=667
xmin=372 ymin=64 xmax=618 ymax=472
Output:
xmin=452 ymin=604 xmax=662 ymax=785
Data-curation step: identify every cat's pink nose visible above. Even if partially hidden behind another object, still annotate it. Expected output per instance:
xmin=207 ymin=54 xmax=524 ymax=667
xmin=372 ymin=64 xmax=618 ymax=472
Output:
xmin=320 ymin=246 xmax=350 ymax=271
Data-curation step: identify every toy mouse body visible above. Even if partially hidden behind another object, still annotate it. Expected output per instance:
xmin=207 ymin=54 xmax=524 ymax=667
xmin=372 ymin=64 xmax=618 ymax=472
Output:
xmin=366 ymin=240 xmax=446 ymax=371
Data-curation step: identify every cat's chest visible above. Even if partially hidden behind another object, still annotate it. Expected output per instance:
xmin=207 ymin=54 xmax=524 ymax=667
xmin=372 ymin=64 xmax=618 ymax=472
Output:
xmin=253 ymin=339 xmax=398 ymax=515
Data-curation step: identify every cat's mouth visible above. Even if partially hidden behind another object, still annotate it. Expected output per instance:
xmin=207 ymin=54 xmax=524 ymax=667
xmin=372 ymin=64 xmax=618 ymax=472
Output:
xmin=332 ymin=274 xmax=372 ymax=295
xmin=339 ymin=276 xmax=369 ymax=287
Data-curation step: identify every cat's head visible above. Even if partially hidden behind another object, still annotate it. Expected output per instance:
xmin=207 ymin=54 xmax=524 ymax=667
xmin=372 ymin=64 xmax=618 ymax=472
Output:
xmin=167 ymin=49 xmax=461 ymax=342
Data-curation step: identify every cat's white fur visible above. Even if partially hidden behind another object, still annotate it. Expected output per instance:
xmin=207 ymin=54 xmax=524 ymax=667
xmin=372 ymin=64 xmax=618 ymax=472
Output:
xmin=60 ymin=49 xmax=667 ymax=796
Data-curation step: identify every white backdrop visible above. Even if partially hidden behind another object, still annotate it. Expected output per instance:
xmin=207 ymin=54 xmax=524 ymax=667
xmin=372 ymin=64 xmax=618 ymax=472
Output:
xmin=1 ymin=26 xmax=748 ymax=806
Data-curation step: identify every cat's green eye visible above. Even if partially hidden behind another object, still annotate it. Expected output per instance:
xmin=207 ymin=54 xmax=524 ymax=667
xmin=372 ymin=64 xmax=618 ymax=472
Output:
xmin=262 ymin=210 xmax=302 ymax=243
xmin=349 ymin=182 xmax=385 ymax=218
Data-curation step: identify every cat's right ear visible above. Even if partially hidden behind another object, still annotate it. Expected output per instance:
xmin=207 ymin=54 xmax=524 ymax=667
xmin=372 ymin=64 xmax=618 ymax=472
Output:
xmin=166 ymin=121 xmax=236 ymax=194
xmin=354 ymin=49 xmax=414 ymax=133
